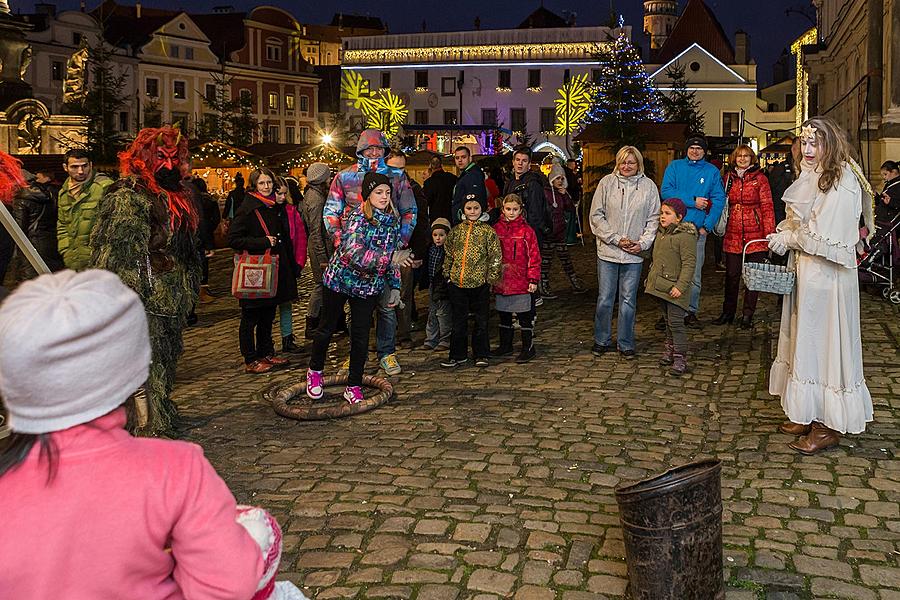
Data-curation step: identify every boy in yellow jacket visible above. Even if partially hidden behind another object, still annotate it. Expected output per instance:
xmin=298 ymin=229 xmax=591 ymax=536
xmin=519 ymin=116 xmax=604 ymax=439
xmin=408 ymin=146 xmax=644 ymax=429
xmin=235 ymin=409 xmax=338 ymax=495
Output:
xmin=442 ymin=198 xmax=502 ymax=368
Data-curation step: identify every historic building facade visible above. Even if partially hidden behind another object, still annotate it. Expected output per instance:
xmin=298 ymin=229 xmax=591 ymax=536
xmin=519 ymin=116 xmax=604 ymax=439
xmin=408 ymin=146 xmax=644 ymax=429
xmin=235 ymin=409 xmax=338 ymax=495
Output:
xmin=341 ymin=24 xmax=621 ymax=158
xmin=801 ymin=0 xmax=899 ymax=181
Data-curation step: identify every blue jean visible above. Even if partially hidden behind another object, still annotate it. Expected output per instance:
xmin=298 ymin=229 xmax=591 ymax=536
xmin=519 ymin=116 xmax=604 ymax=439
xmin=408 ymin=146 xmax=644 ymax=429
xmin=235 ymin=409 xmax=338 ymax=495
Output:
xmin=689 ymin=231 xmax=707 ymax=314
xmin=593 ymin=259 xmax=642 ymax=352
xmin=376 ymin=285 xmax=396 ymax=358
xmin=425 ymin=291 xmax=451 ymax=347
xmin=278 ymin=301 xmax=293 ymax=337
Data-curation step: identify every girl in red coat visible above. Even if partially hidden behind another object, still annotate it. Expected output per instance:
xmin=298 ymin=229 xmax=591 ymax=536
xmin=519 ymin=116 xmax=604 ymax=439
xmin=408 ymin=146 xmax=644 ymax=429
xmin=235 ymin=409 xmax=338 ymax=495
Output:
xmin=493 ymin=193 xmax=541 ymax=362
xmin=712 ymin=145 xmax=776 ymax=329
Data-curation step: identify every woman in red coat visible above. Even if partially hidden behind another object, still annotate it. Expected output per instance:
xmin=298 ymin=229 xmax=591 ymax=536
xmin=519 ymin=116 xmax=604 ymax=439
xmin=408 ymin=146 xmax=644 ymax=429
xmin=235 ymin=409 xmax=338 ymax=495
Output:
xmin=712 ymin=145 xmax=776 ymax=329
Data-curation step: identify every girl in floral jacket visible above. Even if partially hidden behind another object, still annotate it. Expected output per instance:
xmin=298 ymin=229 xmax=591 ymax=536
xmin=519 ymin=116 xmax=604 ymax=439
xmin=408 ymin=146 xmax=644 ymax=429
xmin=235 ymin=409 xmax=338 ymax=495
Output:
xmin=713 ymin=145 xmax=776 ymax=329
xmin=307 ymin=173 xmax=401 ymax=404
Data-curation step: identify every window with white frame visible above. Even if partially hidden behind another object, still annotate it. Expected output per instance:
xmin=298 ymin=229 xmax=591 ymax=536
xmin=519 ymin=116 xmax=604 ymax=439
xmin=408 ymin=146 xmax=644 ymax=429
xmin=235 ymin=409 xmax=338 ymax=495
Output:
xmin=268 ymin=92 xmax=279 ymax=111
xmin=299 ymin=95 xmax=309 ymax=112
xmin=267 ymin=125 xmax=279 ymax=142
xmin=265 ymin=38 xmax=282 ymax=62
xmin=285 ymin=126 xmax=295 ymax=142
xmin=146 ymin=77 xmax=159 ymax=97
xmin=299 ymin=127 xmax=309 ymax=143
xmin=173 ymin=80 xmax=186 ymax=100
xmin=722 ymin=111 xmax=741 ymax=136
xmin=285 ymin=94 xmax=295 ymax=110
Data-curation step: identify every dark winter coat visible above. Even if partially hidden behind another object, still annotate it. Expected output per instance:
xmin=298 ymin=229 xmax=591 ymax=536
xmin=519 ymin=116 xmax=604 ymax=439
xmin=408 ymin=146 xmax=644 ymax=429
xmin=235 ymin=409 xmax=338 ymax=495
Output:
xmin=644 ymin=221 xmax=697 ymax=311
xmin=424 ymin=168 xmax=457 ymax=224
xmin=504 ymin=170 xmax=548 ymax=238
xmin=422 ymin=244 xmax=449 ymax=302
xmin=223 ymin=186 xmax=245 ymax=220
xmin=451 ymin=162 xmax=487 ymax=225
xmin=13 ymin=181 xmax=63 ymax=272
xmin=408 ymin=178 xmax=432 ymax=261
xmin=192 ymin=187 xmax=221 ymax=253
xmin=543 ymin=186 xmax=574 ymax=243
xmin=721 ymin=166 xmax=776 ymax=254
xmin=228 ymin=193 xmax=298 ymax=307
xmin=301 ymin=180 xmax=331 ymax=269
xmin=877 ymin=176 xmax=900 ymax=224
xmin=493 ymin=214 xmax=541 ymax=296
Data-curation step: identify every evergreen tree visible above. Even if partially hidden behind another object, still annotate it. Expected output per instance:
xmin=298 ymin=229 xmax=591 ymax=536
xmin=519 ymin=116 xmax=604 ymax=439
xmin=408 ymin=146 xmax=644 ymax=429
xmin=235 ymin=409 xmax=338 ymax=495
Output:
xmin=587 ymin=29 xmax=663 ymax=138
xmin=198 ymin=73 xmax=259 ymax=147
xmin=661 ymin=64 xmax=706 ymax=135
xmin=62 ymin=39 xmax=128 ymax=165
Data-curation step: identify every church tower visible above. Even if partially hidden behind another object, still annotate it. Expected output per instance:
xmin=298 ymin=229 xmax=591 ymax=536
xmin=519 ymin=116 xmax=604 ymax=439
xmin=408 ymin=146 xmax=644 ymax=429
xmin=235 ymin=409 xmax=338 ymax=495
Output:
xmin=643 ymin=1 xmax=678 ymax=50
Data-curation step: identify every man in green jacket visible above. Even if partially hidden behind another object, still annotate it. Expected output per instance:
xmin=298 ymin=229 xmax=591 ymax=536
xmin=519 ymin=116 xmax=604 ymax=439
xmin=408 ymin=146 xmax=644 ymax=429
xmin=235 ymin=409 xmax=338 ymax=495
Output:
xmin=57 ymin=149 xmax=113 ymax=270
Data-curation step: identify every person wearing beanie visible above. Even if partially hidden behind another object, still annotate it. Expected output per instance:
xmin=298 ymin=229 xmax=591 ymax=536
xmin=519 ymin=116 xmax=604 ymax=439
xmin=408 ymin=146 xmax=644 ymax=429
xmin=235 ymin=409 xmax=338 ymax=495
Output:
xmin=0 ymin=269 xmax=269 ymax=600
xmin=441 ymin=196 xmax=503 ymax=368
xmin=421 ymin=217 xmax=453 ymax=350
xmin=644 ymin=198 xmax=697 ymax=376
xmin=307 ymin=170 xmax=402 ymax=405
xmin=660 ymin=134 xmax=726 ymax=328
xmin=541 ymin=162 xmax=586 ymax=299
xmin=300 ymin=162 xmax=334 ymax=339
xmin=324 ymin=131 xmax=418 ymax=377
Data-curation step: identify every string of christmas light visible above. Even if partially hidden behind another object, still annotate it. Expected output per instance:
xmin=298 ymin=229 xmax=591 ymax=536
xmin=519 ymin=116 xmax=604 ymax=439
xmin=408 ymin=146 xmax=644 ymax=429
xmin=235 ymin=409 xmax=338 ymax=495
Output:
xmin=280 ymin=145 xmax=353 ymax=170
xmin=192 ymin=142 xmax=264 ymax=167
xmin=344 ymin=42 xmax=614 ymax=65
xmin=587 ymin=28 xmax=663 ymax=126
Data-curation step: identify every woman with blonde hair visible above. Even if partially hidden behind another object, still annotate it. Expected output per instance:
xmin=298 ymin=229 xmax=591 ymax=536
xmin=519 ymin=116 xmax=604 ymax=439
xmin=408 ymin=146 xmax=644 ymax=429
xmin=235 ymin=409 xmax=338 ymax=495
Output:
xmin=767 ymin=116 xmax=874 ymax=454
xmin=589 ymin=145 xmax=660 ymax=358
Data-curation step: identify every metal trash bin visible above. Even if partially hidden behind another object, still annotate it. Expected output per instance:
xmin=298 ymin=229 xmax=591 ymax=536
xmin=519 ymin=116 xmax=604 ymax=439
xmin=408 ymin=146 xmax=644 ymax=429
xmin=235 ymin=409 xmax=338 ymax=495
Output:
xmin=614 ymin=460 xmax=724 ymax=599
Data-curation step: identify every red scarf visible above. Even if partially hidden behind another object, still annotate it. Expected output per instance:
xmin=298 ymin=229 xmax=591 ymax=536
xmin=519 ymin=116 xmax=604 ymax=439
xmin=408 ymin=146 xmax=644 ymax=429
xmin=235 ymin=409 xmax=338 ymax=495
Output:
xmin=248 ymin=191 xmax=276 ymax=207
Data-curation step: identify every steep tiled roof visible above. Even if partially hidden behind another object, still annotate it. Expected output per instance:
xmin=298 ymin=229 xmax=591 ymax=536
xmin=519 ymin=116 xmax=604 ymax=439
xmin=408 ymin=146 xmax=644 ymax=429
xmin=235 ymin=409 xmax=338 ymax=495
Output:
xmin=91 ymin=1 xmax=177 ymax=52
xmin=330 ymin=13 xmax=385 ymax=32
xmin=654 ymin=0 xmax=735 ymax=65
xmin=517 ymin=6 xmax=569 ymax=29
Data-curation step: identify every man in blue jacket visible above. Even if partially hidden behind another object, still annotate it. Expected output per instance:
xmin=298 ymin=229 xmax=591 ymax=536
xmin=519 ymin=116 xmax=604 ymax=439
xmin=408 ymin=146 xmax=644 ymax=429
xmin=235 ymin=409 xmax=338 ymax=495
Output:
xmin=660 ymin=135 xmax=726 ymax=327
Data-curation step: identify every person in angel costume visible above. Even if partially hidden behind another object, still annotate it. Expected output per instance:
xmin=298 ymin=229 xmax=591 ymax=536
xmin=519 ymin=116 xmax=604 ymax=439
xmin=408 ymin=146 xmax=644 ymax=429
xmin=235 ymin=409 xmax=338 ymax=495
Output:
xmin=767 ymin=116 xmax=875 ymax=454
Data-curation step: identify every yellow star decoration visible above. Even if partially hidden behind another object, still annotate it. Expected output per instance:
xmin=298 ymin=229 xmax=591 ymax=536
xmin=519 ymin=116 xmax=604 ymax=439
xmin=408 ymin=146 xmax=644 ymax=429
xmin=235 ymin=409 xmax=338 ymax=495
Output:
xmin=342 ymin=69 xmax=409 ymax=137
xmin=554 ymin=73 xmax=592 ymax=136
xmin=799 ymin=124 xmax=818 ymax=140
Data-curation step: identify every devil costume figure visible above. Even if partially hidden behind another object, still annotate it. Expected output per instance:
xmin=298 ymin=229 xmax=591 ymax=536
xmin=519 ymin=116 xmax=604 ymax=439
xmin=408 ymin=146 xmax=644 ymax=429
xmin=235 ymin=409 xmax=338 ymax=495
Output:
xmin=91 ymin=127 xmax=201 ymax=435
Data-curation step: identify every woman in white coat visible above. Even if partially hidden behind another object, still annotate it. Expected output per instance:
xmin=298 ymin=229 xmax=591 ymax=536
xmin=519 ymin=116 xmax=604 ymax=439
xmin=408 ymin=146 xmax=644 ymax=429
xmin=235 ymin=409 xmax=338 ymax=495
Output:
xmin=766 ymin=116 xmax=873 ymax=454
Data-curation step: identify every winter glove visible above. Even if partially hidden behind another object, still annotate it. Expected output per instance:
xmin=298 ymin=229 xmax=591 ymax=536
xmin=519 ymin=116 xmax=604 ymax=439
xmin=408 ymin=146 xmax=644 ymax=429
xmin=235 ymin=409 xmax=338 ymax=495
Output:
xmin=386 ymin=288 xmax=401 ymax=308
xmin=391 ymin=248 xmax=413 ymax=267
xmin=766 ymin=232 xmax=791 ymax=256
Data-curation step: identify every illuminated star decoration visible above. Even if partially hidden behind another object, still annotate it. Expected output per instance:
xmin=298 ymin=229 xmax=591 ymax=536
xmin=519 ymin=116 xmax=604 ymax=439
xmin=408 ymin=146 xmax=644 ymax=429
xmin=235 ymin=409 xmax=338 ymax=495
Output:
xmin=799 ymin=124 xmax=818 ymax=140
xmin=342 ymin=69 xmax=409 ymax=137
xmin=554 ymin=73 xmax=593 ymax=135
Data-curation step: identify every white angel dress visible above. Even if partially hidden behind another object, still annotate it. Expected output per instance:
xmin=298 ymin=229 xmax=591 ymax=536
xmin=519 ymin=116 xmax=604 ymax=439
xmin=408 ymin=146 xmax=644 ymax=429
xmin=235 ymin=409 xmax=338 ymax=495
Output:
xmin=768 ymin=164 xmax=874 ymax=434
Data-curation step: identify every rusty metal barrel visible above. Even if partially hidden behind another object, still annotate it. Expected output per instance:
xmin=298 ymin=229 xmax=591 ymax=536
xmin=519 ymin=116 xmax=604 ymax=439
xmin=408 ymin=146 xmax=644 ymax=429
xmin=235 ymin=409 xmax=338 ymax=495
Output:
xmin=614 ymin=460 xmax=724 ymax=600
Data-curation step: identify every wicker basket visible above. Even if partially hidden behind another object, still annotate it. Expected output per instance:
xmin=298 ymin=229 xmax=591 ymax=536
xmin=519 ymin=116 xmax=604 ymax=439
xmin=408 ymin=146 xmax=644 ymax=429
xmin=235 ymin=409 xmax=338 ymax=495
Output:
xmin=742 ymin=239 xmax=795 ymax=295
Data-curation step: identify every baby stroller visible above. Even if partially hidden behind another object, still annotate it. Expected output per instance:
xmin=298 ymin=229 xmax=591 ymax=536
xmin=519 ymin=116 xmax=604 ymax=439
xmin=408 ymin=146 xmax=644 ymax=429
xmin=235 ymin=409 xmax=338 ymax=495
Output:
xmin=857 ymin=213 xmax=900 ymax=304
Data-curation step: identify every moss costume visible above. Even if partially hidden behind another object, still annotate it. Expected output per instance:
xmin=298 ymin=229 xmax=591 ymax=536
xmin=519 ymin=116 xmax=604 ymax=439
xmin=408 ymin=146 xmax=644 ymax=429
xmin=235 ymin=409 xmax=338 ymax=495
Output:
xmin=91 ymin=177 xmax=201 ymax=435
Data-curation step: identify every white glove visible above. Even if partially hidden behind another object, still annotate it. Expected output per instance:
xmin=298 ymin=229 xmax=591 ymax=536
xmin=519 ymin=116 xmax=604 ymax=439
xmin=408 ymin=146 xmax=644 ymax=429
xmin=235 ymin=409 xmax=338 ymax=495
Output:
xmin=391 ymin=248 xmax=413 ymax=267
xmin=386 ymin=288 xmax=401 ymax=308
xmin=767 ymin=232 xmax=789 ymax=256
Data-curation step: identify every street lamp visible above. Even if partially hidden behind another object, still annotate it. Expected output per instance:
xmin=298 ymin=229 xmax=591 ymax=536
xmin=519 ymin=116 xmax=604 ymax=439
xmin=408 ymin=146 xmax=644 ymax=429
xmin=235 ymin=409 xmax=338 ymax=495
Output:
xmin=322 ymin=133 xmax=333 ymax=145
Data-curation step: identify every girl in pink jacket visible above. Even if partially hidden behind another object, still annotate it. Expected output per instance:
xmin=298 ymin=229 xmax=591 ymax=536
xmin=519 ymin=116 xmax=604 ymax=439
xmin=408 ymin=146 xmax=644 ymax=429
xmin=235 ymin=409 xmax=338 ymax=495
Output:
xmin=0 ymin=269 xmax=300 ymax=600
xmin=275 ymin=176 xmax=309 ymax=354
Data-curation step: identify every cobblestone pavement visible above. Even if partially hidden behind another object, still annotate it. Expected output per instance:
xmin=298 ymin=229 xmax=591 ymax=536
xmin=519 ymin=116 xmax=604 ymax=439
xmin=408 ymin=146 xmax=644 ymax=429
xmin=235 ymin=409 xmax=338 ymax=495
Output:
xmin=175 ymin=243 xmax=900 ymax=600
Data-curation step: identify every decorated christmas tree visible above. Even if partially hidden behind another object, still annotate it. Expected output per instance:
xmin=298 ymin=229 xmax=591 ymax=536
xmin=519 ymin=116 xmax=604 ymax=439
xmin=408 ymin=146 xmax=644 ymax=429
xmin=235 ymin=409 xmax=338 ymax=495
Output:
xmin=587 ymin=22 xmax=663 ymax=136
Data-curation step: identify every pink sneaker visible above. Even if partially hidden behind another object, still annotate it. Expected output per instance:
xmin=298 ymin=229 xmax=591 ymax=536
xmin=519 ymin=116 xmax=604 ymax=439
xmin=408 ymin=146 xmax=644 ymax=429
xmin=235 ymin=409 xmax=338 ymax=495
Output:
xmin=343 ymin=385 xmax=364 ymax=404
xmin=306 ymin=369 xmax=324 ymax=399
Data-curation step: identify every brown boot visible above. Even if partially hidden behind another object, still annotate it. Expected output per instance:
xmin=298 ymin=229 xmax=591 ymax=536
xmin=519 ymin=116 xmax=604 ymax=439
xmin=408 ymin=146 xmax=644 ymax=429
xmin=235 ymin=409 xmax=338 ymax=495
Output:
xmin=789 ymin=422 xmax=841 ymax=455
xmin=780 ymin=421 xmax=812 ymax=436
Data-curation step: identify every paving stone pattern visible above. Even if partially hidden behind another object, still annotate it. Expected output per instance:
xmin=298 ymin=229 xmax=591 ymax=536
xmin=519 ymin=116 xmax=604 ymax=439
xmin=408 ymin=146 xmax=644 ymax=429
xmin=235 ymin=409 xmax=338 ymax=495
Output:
xmin=176 ymin=245 xmax=900 ymax=599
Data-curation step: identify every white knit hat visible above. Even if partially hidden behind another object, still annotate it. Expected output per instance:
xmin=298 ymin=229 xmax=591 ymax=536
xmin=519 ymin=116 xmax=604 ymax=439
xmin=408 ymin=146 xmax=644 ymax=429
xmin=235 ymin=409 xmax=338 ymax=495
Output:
xmin=0 ymin=269 xmax=151 ymax=434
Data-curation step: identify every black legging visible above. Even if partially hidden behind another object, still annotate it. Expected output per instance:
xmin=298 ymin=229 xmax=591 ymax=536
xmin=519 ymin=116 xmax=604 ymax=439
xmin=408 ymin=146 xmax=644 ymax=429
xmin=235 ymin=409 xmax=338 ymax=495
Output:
xmin=239 ymin=304 xmax=277 ymax=363
xmin=309 ymin=287 xmax=379 ymax=386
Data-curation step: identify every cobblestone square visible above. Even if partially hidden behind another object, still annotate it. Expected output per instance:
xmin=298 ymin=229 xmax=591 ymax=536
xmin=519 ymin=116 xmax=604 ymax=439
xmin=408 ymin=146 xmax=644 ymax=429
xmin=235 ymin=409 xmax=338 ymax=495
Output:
xmin=175 ymin=245 xmax=900 ymax=599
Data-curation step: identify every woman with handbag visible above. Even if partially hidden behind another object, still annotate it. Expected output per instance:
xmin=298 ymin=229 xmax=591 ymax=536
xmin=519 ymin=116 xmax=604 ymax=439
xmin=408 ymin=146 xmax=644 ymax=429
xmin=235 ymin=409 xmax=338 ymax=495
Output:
xmin=712 ymin=145 xmax=776 ymax=329
xmin=766 ymin=116 xmax=873 ymax=454
xmin=228 ymin=168 xmax=298 ymax=374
